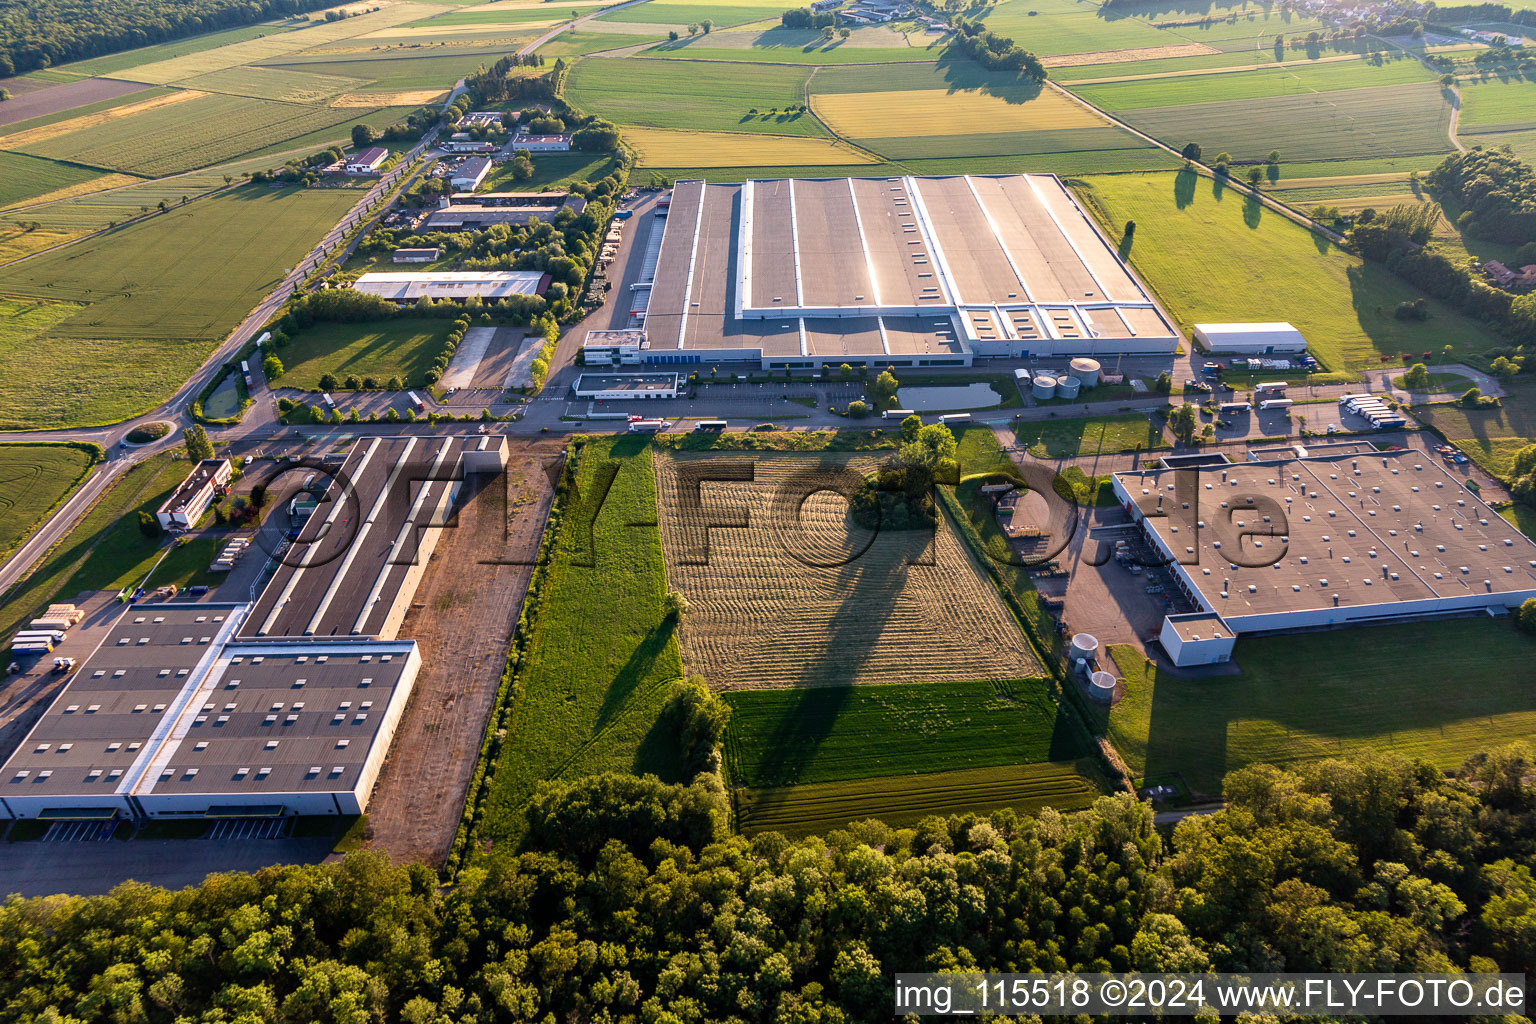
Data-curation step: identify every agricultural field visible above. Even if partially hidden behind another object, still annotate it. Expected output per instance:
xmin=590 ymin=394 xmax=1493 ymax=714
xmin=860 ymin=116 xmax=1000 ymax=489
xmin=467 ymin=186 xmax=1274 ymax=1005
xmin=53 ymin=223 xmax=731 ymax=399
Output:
xmin=1455 ymin=75 xmax=1536 ymax=132
xmin=722 ymin=679 xmax=1081 ymax=788
xmin=273 ymin=319 xmax=455 ymax=390
xmin=596 ymin=0 xmax=787 ymax=27
xmin=480 ymin=151 xmax=618 ymax=191
xmin=56 ymin=22 xmax=304 ymax=78
xmin=734 ymin=760 xmax=1104 ymax=836
xmin=653 ymin=451 xmax=1039 ymax=689
xmin=0 ymin=153 xmax=111 ymax=210
xmin=1114 ymin=83 xmax=1455 ymax=163
xmin=1106 ymin=620 xmax=1536 ymax=796
xmin=8 ymin=93 xmax=364 ymax=177
xmin=1070 ymin=171 xmax=1510 ymax=372
xmin=0 ymin=444 xmax=98 ymax=564
xmin=972 ymin=0 xmax=1172 ymax=56
xmin=1015 ymin=413 xmax=1168 ymax=459
xmin=625 ymin=127 xmax=874 ymax=166
xmin=0 ymin=186 xmax=359 ymax=428
xmin=1412 ymin=382 xmax=1536 ymax=477
xmin=638 ymin=25 xmax=937 ymax=63
xmin=1069 ymin=55 xmax=1437 ymax=109
xmin=176 ymin=66 xmax=368 ymax=103
xmin=0 ymin=78 xmax=152 ymax=129
xmin=476 ymin=437 xmax=686 ymax=842
xmin=1460 ymin=127 xmax=1536 ymax=163
xmin=565 ymin=57 xmax=826 ymax=135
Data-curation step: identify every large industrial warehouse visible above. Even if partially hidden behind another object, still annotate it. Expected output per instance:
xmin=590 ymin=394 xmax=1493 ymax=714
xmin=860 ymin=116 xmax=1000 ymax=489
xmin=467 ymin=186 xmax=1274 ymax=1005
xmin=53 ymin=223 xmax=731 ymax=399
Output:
xmin=583 ymin=175 xmax=1179 ymax=371
xmin=1112 ymin=448 xmax=1536 ymax=665
xmin=0 ymin=436 xmax=508 ymax=822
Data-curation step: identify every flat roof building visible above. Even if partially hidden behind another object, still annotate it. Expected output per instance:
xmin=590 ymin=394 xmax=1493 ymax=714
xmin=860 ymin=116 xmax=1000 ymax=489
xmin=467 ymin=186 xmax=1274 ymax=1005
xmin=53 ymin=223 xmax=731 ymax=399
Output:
xmin=156 ymin=459 xmax=232 ymax=531
xmin=1193 ymin=322 xmax=1308 ymax=355
xmin=450 ymin=156 xmax=493 ymax=191
xmin=573 ymin=373 xmax=680 ymax=399
xmin=583 ymin=175 xmax=1178 ymax=372
xmin=1158 ymin=612 xmax=1236 ymax=667
xmin=351 ymin=270 xmax=549 ymax=303
xmin=1112 ymin=448 xmax=1536 ymax=652
xmin=0 ymin=436 xmax=508 ymax=823
xmin=512 ymin=134 xmax=571 ymax=151
xmin=392 ymin=247 xmax=439 ymax=263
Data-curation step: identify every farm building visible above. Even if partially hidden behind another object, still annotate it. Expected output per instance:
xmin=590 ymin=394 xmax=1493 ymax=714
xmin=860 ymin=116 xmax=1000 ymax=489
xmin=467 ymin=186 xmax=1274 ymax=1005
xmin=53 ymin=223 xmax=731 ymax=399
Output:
xmin=511 ymin=134 xmax=571 ymax=152
xmin=450 ymin=157 xmax=493 ymax=191
xmin=581 ymin=175 xmax=1179 ymax=372
xmin=1112 ymin=448 xmax=1536 ymax=664
xmin=345 ymin=147 xmax=389 ymax=175
xmin=1192 ymin=322 xmax=1308 ymax=355
xmin=392 ymin=247 xmax=439 ymax=263
xmin=155 ymin=458 xmax=231 ymax=531
xmin=0 ymin=437 xmax=508 ymax=823
xmin=573 ymin=372 xmax=680 ymax=399
xmin=350 ymin=270 xmax=549 ymax=303
xmin=422 ymin=191 xmax=587 ymax=231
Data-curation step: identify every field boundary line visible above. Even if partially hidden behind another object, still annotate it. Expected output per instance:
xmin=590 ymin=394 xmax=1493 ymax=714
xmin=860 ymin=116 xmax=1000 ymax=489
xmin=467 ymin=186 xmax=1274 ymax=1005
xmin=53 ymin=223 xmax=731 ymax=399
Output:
xmin=1062 ymin=51 xmax=1365 ymax=86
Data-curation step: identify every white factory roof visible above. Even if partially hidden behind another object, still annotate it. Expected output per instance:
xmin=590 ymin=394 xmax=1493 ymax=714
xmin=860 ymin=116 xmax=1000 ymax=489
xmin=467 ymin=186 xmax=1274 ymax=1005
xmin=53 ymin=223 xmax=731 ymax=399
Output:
xmin=1194 ymin=322 xmax=1305 ymax=339
xmin=351 ymin=271 xmax=546 ymax=301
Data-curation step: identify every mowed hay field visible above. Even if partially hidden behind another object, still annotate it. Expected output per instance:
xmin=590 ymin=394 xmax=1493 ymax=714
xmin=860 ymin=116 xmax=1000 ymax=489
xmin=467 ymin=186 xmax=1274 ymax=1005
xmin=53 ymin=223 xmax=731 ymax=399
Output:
xmin=0 ymin=186 xmax=359 ymax=428
xmin=1411 ymin=381 xmax=1536 ymax=476
xmin=564 ymin=58 xmax=827 ymax=135
xmin=276 ymin=319 xmax=455 ymax=389
xmin=1071 ymin=171 xmax=1510 ymax=371
xmin=735 ymin=761 xmax=1104 ymax=836
xmin=1069 ymin=55 xmax=1437 ymax=109
xmin=1106 ymin=618 xmax=1536 ymax=797
xmin=654 ymin=451 xmax=1039 ymax=689
xmin=0 ymin=152 xmax=112 ymax=209
xmin=1455 ymin=75 xmax=1536 ymax=132
xmin=625 ymin=127 xmax=874 ymax=167
xmin=0 ymin=444 xmax=98 ymax=562
xmin=722 ymin=679 xmax=1085 ymax=788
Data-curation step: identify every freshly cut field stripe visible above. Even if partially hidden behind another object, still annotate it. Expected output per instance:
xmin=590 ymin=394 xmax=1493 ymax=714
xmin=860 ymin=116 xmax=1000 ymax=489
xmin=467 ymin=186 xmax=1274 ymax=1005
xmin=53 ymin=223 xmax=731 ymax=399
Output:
xmin=626 ymin=127 xmax=874 ymax=166
xmin=734 ymin=761 xmax=1103 ymax=836
xmin=859 ymin=126 xmax=1148 ymax=159
xmin=813 ymin=86 xmax=1104 ymax=139
xmin=0 ymin=89 xmax=205 ymax=149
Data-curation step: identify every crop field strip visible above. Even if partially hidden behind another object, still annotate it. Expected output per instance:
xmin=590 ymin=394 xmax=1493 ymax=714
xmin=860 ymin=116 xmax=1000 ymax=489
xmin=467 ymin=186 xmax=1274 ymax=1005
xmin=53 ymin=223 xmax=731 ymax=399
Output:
xmin=174 ymin=66 xmax=370 ymax=103
xmin=1115 ymin=83 xmax=1456 ymax=162
xmin=55 ymin=22 xmax=307 ymax=78
xmin=564 ymin=57 xmax=828 ymax=135
xmin=722 ymin=679 xmax=1084 ymax=788
xmin=625 ymin=127 xmax=875 ymax=166
xmin=1070 ymin=172 xmax=1510 ymax=372
xmin=1455 ymin=75 xmax=1536 ymax=132
xmin=1068 ymin=56 xmax=1438 ymax=109
xmin=0 ymin=153 xmax=115 ymax=210
xmin=596 ymin=0 xmax=788 ymax=27
xmin=653 ymin=451 xmax=1040 ymax=690
xmin=733 ymin=761 xmax=1104 ymax=836
xmin=6 ymin=93 xmax=369 ymax=177
xmin=1106 ymin=619 xmax=1536 ymax=797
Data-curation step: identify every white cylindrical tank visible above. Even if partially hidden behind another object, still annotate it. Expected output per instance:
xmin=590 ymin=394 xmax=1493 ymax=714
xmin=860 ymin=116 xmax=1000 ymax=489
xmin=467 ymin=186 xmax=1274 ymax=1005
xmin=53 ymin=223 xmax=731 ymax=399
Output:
xmin=1057 ymin=376 xmax=1082 ymax=399
xmin=1032 ymin=375 xmax=1057 ymax=400
xmin=1069 ymin=357 xmax=1101 ymax=389
xmin=1090 ymin=671 xmax=1117 ymax=703
xmin=1070 ymin=633 xmax=1099 ymax=663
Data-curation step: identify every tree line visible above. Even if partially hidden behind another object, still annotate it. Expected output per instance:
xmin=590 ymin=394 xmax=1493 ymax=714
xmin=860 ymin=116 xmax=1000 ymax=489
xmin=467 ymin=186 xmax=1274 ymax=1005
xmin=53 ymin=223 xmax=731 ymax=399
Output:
xmin=947 ymin=18 xmax=1046 ymax=81
xmin=0 ymin=0 xmax=338 ymax=76
xmin=1 ymin=748 xmax=1534 ymax=1023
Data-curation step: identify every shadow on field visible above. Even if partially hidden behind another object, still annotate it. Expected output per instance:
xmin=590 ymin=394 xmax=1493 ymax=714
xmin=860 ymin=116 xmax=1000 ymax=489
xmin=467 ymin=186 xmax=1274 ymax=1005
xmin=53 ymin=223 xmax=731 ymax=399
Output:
xmin=1173 ymin=167 xmax=1197 ymax=209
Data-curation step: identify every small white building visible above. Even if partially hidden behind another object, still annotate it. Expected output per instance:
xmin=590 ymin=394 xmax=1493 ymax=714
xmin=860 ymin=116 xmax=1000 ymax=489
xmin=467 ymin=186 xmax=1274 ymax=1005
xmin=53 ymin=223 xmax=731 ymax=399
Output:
xmin=573 ymin=372 xmax=679 ymax=399
xmin=451 ymin=156 xmax=493 ymax=191
xmin=156 ymin=459 xmax=232 ymax=530
xmin=512 ymin=134 xmax=572 ymax=152
xmin=351 ymin=270 xmax=548 ymax=303
xmin=1159 ymin=612 xmax=1236 ymax=667
xmin=345 ymin=146 xmax=389 ymax=175
xmin=1192 ymin=322 xmax=1308 ymax=356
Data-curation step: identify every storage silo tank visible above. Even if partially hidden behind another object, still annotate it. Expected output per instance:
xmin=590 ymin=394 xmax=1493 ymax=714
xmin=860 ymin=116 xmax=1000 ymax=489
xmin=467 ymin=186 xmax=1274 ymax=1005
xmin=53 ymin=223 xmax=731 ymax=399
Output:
xmin=1057 ymin=376 xmax=1082 ymax=400
xmin=1089 ymin=671 xmax=1117 ymax=703
xmin=1032 ymin=374 xmax=1057 ymax=400
xmin=1069 ymin=357 xmax=1101 ymax=389
xmin=1070 ymin=632 xmax=1099 ymax=664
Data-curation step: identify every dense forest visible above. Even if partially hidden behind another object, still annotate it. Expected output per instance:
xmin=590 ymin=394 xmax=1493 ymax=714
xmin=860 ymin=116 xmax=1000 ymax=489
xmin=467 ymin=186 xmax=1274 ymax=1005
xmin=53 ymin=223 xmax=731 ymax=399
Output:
xmin=3 ymin=748 xmax=1534 ymax=1023
xmin=0 ymin=0 xmax=335 ymax=76
xmin=1426 ymin=147 xmax=1536 ymax=246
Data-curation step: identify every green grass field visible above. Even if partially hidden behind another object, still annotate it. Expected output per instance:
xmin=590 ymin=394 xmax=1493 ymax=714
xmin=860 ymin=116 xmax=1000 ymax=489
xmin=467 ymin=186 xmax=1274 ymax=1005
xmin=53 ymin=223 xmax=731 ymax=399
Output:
xmin=11 ymin=94 xmax=363 ymax=177
xmin=0 ymin=152 xmax=109 ymax=209
xmin=1106 ymin=620 xmax=1536 ymax=796
xmin=596 ymin=0 xmax=786 ymax=27
xmin=476 ymin=437 xmax=686 ymax=842
xmin=1071 ymin=171 xmax=1510 ymax=372
xmin=480 ymin=151 xmax=617 ymax=192
xmin=258 ymin=52 xmax=490 ymax=91
xmin=564 ymin=57 xmax=826 ymax=135
xmin=0 ymin=444 xmax=98 ymax=563
xmin=58 ymin=22 xmax=301 ymax=77
xmin=734 ymin=760 xmax=1105 ymax=836
xmin=1071 ymin=56 xmax=1436 ymax=110
xmin=974 ymin=0 xmax=1170 ymax=55
xmin=274 ymin=319 xmax=455 ymax=390
xmin=1413 ymin=381 xmax=1536 ymax=476
xmin=0 ymin=186 xmax=359 ymax=428
xmin=1456 ymin=75 xmax=1536 ymax=132
xmin=1016 ymin=413 xmax=1168 ymax=458
xmin=638 ymin=25 xmax=933 ymax=63
xmin=1117 ymin=83 xmax=1455 ymax=163
xmin=722 ymin=678 xmax=1082 ymax=789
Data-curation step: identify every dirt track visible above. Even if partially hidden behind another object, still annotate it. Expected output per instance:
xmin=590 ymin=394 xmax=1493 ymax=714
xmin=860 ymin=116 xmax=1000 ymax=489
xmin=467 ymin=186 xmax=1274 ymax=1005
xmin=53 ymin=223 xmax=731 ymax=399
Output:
xmin=361 ymin=438 xmax=563 ymax=867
